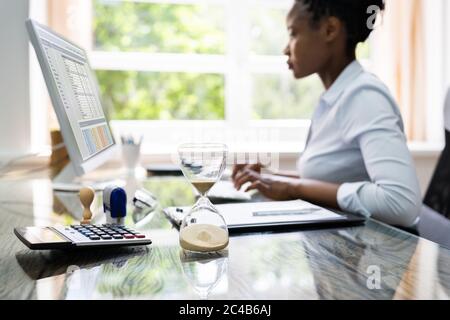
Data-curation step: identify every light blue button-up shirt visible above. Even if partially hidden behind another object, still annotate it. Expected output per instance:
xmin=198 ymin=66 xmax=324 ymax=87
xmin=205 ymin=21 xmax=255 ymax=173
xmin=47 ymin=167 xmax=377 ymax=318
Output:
xmin=297 ymin=60 xmax=421 ymax=227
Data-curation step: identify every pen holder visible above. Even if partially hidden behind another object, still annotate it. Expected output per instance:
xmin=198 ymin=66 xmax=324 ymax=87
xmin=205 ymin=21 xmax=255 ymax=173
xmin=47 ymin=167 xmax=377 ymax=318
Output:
xmin=121 ymin=141 xmax=142 ymax=172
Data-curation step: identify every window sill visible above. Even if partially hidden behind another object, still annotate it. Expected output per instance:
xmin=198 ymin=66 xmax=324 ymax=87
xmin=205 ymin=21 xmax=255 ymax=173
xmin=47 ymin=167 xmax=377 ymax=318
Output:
xmin=110 ymin=121 xmax=444 ymax=159
xmin=138 ymin=141 xmax=444 ymax=160
xmin=1 ymin=141 xmax=442 ymax=170
xmin=407 ymin=142 xmax=444 ymax=157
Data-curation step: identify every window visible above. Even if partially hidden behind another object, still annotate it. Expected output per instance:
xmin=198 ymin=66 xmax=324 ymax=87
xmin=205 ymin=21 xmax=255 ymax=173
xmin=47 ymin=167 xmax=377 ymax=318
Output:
xmin=93 ymin=0 xmax=227 ymax=121
xmin=88 ymin=0 xmax=323 ymax=151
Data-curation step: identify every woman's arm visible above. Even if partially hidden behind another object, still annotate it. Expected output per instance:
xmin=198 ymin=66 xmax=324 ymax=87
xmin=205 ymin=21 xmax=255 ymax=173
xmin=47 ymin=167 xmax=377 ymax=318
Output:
xmin=238 ymin=88 xmax=422 ymax=227
xmin=335 ymin=87 xmax=422 ymax=227
xmin=289 ymin=179 xmax=340 ymax=209
xmin=273 ymin=171 xmax=301 ymax=179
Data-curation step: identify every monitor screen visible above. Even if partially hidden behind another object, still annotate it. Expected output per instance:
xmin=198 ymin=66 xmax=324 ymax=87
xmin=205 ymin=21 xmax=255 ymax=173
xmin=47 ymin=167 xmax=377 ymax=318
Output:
xmin=28 ymin=21 xmax=114 ymax=161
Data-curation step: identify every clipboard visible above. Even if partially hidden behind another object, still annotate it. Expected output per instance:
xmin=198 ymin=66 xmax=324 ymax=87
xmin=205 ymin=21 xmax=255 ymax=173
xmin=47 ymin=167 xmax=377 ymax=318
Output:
xmin=163 ymin=200 xmax=365 ymax=234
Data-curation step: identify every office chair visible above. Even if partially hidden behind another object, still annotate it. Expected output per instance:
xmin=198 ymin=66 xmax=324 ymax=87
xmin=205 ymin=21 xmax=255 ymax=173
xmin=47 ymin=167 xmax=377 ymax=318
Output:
xmin=417 ymin=88 xmax=450 ymax=249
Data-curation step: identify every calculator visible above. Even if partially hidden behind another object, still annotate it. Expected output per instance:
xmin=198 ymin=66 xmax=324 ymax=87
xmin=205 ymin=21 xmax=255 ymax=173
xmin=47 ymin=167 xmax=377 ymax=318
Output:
xmin=14 ymin=224 xmax=152 ymax=250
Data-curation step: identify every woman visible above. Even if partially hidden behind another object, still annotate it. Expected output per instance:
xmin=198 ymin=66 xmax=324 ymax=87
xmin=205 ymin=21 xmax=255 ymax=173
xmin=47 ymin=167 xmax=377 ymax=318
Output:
xmin=232 ymin=0 xmax=421 ymax=228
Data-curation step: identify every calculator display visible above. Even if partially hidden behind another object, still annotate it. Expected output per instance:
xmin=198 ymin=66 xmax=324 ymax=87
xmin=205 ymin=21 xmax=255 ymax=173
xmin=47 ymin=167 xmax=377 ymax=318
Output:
xmin=27 ymin=227 xmax=68 ymax=243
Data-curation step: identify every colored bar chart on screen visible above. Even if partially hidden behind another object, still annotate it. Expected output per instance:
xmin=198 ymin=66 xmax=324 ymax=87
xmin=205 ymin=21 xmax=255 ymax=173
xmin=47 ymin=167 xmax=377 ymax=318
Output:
xmin=81 ymin=124 xmax=113 ymax=156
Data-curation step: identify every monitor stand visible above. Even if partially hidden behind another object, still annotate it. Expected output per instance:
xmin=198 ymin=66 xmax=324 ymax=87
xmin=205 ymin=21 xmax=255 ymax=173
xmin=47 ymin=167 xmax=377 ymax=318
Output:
xmin=52 ymin=162 xmax=125 ymax=192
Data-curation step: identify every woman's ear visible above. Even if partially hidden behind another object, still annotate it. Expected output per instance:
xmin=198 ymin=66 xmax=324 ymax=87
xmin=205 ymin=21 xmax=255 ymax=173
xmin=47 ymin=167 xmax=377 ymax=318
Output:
xmin=322 ymin=16 xmax=343 ymax=43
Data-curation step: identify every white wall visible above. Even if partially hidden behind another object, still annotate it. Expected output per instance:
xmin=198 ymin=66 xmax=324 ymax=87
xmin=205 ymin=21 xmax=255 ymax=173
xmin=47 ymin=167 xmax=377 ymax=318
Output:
xmin=0 ymin=0 xmax=31 ymax=159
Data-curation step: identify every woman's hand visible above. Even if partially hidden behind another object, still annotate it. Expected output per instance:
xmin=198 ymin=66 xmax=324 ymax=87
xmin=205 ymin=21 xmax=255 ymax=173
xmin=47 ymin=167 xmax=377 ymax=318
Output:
xmin=232 ymin=166 xmax=341 ymax=208
xmin=232 ymin=163 xmax=341 ymax=208
xmin=233 ymin=168 xmax=299 ymax=201
xmin=231 ymin=163 xmax=265 ymax=182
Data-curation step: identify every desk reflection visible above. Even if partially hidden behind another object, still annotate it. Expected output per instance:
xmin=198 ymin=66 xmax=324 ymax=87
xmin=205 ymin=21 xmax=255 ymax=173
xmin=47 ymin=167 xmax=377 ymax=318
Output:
xmin=3 ymin=170 xmax=450 ymax=300
xmin=393 ymin=239 xmax=450 ymax=300
xmin=16 ymin=246 xmax=194 ymax=299
xmin=179 ymin=250 xmax=228 ymax=300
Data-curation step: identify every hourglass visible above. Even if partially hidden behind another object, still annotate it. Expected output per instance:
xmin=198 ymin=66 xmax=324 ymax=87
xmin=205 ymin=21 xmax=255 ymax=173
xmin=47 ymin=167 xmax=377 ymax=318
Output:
xmin=178 ymin=143 xmax=229 ymax=253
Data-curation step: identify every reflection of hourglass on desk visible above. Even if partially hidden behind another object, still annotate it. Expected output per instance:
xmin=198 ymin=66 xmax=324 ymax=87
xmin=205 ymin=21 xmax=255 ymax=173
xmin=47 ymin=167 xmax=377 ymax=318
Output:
xmin=179 ymin=250 xmax=228 ymax=300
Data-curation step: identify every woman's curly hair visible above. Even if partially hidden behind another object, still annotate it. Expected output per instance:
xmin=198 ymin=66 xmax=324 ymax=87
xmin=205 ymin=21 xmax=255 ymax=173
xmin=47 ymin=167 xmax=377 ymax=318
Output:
xmin=294 ymin=0 xmax=385 ymax=53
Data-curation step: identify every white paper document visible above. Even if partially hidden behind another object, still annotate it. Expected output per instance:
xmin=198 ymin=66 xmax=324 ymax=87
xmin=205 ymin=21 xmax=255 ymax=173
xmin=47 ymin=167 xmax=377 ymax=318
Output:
xmin=164 ymin=199 xmax=346 ymax=228
xmin=207 ymin=180 xmax=255 ymax=201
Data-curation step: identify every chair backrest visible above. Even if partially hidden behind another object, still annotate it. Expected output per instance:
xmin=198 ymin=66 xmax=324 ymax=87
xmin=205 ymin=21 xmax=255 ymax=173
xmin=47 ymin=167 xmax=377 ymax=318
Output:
xmin=417 ymin=205 xmax=450 ymax=249
xmin=423 ymin=88 xmax=450 ymax=219
xmin=418 ymin=88 xmax=450 ymax=246
xmin=423 ymin=131 xmax=450 ymax=219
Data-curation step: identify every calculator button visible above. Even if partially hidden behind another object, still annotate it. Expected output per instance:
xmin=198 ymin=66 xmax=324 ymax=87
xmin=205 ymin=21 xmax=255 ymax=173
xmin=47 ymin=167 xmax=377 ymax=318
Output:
xmin=89 ymin=236 xmax=101 ymax=240
xmin=101 ymin=235 xmax=112 ymax=240
xmin=112 ymin=235 xmax=123 ymax=239
xmin=123 ymin=234 xmax=135 ymax=239
xmin=134 ymin=234 xmax=145 ymax=239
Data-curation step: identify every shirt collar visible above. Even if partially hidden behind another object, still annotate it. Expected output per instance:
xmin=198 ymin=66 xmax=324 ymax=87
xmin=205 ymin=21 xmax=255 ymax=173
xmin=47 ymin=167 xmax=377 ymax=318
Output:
xmin=320 ymin=60 xmax=364 ymax=107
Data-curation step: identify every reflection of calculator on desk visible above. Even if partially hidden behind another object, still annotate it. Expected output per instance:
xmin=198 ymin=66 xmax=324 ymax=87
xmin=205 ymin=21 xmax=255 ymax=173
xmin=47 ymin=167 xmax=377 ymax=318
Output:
xmin=14 ymin=224 xmax=152 ymax=250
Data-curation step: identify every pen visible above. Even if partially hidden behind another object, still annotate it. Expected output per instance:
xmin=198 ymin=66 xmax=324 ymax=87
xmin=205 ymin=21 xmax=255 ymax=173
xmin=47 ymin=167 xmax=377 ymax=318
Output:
xmin=121 ymin=134 xmax=143 ymax=145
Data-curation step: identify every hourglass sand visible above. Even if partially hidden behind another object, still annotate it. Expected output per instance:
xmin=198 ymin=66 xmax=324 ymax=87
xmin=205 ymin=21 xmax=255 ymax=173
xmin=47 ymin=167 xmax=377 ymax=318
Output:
xmin=178 ymin=143 xmax=229 ymax=253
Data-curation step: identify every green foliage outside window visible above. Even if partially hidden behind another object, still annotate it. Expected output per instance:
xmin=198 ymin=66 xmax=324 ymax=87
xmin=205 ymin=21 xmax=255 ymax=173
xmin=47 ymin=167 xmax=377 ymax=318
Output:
xmin=94 ymin=0 xmax=225 ymax=54
xmin=93 ymin=1 xmax=369 ymax=121
xmin=96 ymin=71 xmax=225 ymax=120
xmin=94 ymin=0 xmax=225 ymax=120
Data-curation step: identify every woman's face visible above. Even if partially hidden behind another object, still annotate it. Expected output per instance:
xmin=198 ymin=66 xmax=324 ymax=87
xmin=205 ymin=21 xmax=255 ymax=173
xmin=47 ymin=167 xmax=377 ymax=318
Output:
xmin=284 ymin=4 xmax=330 ymax=79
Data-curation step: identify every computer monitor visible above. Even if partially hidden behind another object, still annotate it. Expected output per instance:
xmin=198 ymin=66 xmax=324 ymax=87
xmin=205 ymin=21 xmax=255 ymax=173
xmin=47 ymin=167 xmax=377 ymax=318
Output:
xmin=26 ymin=19 xmax=119 ymax=191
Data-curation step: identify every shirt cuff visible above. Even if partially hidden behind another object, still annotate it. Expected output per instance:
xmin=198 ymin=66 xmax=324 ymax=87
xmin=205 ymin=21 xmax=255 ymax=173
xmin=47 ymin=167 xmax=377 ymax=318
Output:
xmin=337 ymin=182 xmax=372 ymax=218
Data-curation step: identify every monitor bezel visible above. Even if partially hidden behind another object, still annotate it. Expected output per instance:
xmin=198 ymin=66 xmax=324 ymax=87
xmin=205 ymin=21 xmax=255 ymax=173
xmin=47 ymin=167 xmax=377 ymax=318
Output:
xmin=26 ymin=19 xmax=117 ymax=176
